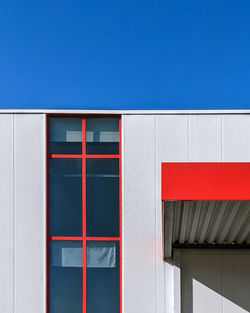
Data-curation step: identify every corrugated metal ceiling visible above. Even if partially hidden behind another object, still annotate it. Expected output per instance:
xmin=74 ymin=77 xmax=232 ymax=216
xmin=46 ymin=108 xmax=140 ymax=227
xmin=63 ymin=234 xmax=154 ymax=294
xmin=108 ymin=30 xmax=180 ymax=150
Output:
xmin=169 ymin=201 xmax=250 ymax=245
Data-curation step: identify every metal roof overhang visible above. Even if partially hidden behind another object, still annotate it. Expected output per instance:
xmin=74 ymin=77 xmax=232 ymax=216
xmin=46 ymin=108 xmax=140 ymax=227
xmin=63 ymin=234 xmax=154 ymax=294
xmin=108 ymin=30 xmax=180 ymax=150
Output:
xmin=162 ymin=163 xmax=250 ymax=259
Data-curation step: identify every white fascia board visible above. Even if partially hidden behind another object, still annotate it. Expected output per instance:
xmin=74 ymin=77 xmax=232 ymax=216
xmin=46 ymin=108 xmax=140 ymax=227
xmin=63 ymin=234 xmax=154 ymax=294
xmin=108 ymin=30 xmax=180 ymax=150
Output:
xmin=1 ymin=109 xmax=250 ymax=114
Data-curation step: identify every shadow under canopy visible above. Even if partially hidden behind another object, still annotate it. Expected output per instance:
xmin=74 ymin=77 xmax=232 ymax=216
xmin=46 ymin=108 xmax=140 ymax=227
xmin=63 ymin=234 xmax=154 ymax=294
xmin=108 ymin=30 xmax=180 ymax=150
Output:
xmin=163 ymin=200 xmax=250 ymax=259
xmin=163 ymin=200 xmax=250 ymax=313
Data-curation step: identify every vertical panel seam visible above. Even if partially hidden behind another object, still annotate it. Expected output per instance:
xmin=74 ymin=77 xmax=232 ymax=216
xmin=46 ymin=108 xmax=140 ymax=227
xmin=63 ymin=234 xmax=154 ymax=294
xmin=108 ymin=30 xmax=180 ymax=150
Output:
xmin=154 ymin=115 xmax=157 ymax=313
xmin=13 ymin=115 xmax=15 ymax=313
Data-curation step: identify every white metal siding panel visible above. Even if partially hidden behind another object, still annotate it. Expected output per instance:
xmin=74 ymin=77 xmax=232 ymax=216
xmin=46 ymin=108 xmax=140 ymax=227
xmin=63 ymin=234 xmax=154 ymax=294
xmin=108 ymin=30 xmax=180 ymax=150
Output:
xmin=0 ymin=115 xmax=14 ymax=313
xmin=123 ymin=115 xmax=156 ymax=313
xmin=222 ymin=115 xmax=250 ymax=161
xmin=156 ymin=115 xmax=188 ymax=313
xmin=14 ymin=114 xmax=46 ymax=313
xmin=156 ymin=115 xmax=188 ymax=163
xmin=189 ymin=115 xmax=222 ymax=161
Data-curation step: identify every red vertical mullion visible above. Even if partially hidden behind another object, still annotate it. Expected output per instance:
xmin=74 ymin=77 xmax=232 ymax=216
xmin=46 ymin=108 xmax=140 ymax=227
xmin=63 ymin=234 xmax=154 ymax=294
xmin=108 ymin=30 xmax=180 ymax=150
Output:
xmin=82 ymin=117 xmax=87 ymax=313
xmin=82 ymin=117 xmax=86 ymax=238
xmin=119 ymin=117 xmax=122 ymax=313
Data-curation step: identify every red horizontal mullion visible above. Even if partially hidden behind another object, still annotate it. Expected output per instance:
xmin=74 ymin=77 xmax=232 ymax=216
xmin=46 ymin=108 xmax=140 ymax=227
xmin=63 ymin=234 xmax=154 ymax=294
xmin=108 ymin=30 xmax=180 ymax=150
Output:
xmin=50 ymin=236 xmax=84 ymax=241
xmin=49 ymin=236 xmax=120 ymax=241
xmin=86 ymin=237 xmax=120 ymax=241
xmin=86 ymin=154 xmax=120 ymax=159
xmin=50 ymin=154 xmax=82 ymax=159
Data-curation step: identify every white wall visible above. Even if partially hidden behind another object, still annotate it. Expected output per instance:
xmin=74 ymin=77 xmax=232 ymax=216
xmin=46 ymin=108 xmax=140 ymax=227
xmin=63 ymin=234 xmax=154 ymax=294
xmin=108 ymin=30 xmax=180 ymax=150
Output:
xmin=123 ymin=115 xmax=156 ymax=313
xmin=1 ymin=113 xmax=250 ymax=313
xmin=155 ymin=115 xmax=189 ymax=313
xmin=123 ymin=115 xmax=190 ymax=313
xmin=0 ymin=115 xmax=14 ymax=313
xmin=0 ymin=114 xmax=46 ymax=313
xmin=123 ymin=114 xmax=250 ymax=313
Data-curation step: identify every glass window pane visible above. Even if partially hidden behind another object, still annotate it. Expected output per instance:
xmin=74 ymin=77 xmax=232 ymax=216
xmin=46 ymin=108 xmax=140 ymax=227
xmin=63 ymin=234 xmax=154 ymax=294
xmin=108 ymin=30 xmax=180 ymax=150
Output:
xmin=50 ymin=159 xmax=82 ymax=236
xmin=87 ymin=241 xmax=120 ymax=313
xmin=50 ymin=118 xmax=82 ymax=154
xmin=50 ymin=241 xmax=83 ymax=313
xmin=87 ymin=242 xmax=116 ymax=268
xmin=86 ymin=118 xmax=119 ymax=155
xmin=86 ymin=159 xmax=119 ymax=237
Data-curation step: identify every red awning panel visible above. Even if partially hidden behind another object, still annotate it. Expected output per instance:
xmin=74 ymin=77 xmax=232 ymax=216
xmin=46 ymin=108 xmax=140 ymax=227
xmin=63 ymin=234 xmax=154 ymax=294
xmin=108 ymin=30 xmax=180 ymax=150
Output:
xmin=162 ymin=163 xmax=250 ymax=200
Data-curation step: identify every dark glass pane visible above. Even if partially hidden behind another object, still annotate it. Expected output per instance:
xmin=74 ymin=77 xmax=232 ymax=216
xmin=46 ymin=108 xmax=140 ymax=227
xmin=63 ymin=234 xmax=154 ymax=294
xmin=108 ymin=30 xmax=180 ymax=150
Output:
xmin=87 ymin=241 xmax=120 ymax=313
xmin=86 ymin=159 xmax=119 ymax=237
xmin=86 ymin=118 xmax=119 ymax=155
xmin=50 ymin=118 xmax=82 ymax=154
xmin=50 ymin=241 xmax=83 ymax=313
xmin=50 ymin=159 xmax=82 ymax=236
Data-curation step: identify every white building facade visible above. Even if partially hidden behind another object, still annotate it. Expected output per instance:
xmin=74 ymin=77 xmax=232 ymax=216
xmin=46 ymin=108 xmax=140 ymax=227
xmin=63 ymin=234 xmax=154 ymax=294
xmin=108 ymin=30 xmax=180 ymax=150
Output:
xmin=1 ymin=111 xmax=250 ymax=313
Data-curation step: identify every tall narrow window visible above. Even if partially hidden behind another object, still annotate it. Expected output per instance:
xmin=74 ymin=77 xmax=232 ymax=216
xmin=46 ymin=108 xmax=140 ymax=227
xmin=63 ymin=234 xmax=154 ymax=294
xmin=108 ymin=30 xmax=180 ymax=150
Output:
xmin=48 ymin=116 xmax=122 ymax=313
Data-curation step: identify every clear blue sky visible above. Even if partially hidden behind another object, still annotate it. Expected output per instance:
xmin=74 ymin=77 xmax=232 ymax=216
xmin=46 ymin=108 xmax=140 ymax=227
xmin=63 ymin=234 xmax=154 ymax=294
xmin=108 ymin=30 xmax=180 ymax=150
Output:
xmin=0 ymin=0 xmax=250 ymax=110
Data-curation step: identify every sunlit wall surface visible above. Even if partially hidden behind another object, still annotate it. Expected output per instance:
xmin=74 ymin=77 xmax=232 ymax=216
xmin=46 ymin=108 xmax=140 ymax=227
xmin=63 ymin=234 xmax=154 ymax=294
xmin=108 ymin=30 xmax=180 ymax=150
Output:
xmin=1 ymin=113 xmax=250 ymax=313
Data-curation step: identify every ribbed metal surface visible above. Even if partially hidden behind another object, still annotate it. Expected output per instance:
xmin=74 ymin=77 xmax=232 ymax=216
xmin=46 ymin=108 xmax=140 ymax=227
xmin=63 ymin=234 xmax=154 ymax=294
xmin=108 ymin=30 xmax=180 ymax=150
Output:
xmin=166 ymin=201 xmax=250 ymax=245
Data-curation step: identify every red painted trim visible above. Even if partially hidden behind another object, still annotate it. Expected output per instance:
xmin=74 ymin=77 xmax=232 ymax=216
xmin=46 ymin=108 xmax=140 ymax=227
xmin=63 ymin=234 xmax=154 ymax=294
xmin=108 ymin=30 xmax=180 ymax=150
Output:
xmin=87 ymin=237 xmax=120 ymax=241
xmin=50 ymin=154 xmax=120 ymax=159
xmin=50 ymin=154 xmax=82 ymax=159
xmin=82 ymin=117 xmax=87 ymax=313
xmin=48 ymin=113 xmax=120 ymax=118
xmin=86 ymin=154 xmax=120 ymax=159
xmin=48 ymin=113 xmax=84 ymax=117
xmin=50 ymin=236 xmax=121 ymax=241
xmin=50 ymin=236 xmax=84 ymax=240
xmin=162 ymin=162 xmax=250 ymax=200
xmin=82 ymin=118 xmax=86 ymax=238
xmin=82 ymin=242 xmax=86 ymax=313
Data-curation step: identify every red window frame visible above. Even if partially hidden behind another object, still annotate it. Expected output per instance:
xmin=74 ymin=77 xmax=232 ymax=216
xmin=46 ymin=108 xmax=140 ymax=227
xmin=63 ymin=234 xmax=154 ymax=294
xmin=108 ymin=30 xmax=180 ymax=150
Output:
xmin=46 ymin=115 xmax=122 ymax=313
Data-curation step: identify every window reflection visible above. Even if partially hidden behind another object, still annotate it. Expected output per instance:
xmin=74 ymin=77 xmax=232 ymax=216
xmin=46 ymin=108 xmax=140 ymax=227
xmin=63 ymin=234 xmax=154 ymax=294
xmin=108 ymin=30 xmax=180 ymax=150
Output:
xmin=87 ymin=242 xmax=116 ymax=268
xmin=86 ymin=118 xmax=119 ymax=155
xmin=87 ymin=241 xmax=120 ymax=313
xmin=50 ymin=241 xmax=83 ymax=313
xmin=86 ymin=159 xmax=119 ymax=237
xmin=50 ymin=118 xmax=82 ymax=154
xmin=50 ymin=159 xmax=82 ymax=236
